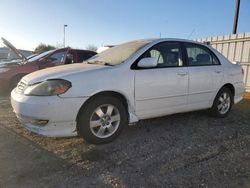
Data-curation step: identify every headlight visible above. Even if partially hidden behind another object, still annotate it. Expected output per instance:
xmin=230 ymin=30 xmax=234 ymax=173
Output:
xmin=0 ymin=68 xmax=10 ymax=73
xmin=24 ymin=79 xmax=72 ymax=96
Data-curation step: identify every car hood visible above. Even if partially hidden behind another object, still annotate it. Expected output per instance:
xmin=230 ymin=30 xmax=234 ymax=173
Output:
xmin=1 ymin=37 xmax=27 ymax=61
xmin=23 ymin=63 xmax=106 ymax=85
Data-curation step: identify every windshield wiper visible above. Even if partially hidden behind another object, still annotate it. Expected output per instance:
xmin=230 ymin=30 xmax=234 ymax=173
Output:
xmin=87 ymin=61 xmax=113 ymax=66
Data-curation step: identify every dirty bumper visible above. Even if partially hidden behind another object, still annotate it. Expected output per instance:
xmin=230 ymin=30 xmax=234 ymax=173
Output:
xmin=11 ymin=90 xmax=88 ymax=137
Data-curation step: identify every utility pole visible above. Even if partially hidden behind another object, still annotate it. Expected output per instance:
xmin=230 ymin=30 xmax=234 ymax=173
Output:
xmin=233 ymin=0 xmax=240 ymax=34
xmin=63 ymin=24 xmax=68 ymax=47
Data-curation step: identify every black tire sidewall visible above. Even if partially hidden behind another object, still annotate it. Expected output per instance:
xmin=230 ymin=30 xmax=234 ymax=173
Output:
xmin=211 ymin=88 xmax=233 ymax=118
xmin=77 ymin=96 xmax=128 ymax=144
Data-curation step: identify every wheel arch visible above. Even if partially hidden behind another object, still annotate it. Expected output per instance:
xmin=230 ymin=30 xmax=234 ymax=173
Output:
xmin=213 ymin=83 xmax=235 ymax=105
xmin=221 ymin=83 xmax=235 ymax=97
xmin=76 ymin=90 xmax=130 ymax=122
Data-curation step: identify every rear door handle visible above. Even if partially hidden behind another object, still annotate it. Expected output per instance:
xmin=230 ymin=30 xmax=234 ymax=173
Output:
xmin=214 ymin=70 xmax=222 ymax=74
xmin=177 ymin=72 xmax=188 ymax=76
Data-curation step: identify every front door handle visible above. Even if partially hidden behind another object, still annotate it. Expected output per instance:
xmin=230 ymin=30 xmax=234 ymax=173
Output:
xmin=177 ymin=72 xmax=188 ymax=76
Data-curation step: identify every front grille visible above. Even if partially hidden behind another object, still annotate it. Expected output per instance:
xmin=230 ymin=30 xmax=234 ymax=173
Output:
xmin=16 ymin=81 xmax=27 ymax=94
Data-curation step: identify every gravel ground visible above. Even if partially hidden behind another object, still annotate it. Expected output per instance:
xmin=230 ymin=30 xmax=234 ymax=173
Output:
xmin=0 ymin=96 xmax=250 ymax=188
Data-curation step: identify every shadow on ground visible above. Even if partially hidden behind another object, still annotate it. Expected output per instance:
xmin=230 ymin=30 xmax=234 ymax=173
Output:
xmin=0 ymin=96 xmax=250 ymax=188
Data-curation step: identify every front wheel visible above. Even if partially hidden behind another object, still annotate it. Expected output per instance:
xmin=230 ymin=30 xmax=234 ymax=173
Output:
xmin=211 ymin=87 xmax=233 ymax=118
xmin=77 ymin=96 xmax=128 ymax=144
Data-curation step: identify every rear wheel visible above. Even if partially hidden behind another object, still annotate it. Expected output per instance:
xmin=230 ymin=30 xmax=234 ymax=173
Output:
xmin=77 ymin=96 xmax=128 ymax=144
xmin=211 ymin=87 xmax=233 ymax=118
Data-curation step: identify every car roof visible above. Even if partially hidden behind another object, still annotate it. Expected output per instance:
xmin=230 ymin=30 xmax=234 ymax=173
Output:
xmin=112 ymin=38 xmax=208 ymax=49
xmin=131 ymin=38 xmax=204 ymax=45
xmin=148 ymin=38 xmax=214 ymax=52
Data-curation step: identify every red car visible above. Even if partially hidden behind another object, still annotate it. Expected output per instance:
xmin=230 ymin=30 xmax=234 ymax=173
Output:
xmin=0 ymin=38 xmax=96 ymax=91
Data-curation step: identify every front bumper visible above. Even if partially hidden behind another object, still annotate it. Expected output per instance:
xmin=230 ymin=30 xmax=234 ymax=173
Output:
xmin=11 ymin=90 xmax=88 ymax=137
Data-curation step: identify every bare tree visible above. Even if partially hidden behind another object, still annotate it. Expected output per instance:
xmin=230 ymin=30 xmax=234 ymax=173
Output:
xmin=86 ymin=44 xmax=97 ymax=52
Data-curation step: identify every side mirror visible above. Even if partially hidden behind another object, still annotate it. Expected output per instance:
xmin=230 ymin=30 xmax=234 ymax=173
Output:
xmin=137 ymin=57 xmax=157 ymax=68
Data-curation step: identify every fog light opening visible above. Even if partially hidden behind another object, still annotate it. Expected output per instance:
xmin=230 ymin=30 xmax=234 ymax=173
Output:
xmin=32 ymin=119 xmax=49 ymax=126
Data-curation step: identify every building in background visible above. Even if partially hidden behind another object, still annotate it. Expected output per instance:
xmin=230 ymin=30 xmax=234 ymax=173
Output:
xmin=0 ymin=47 xmax=33 ymax=61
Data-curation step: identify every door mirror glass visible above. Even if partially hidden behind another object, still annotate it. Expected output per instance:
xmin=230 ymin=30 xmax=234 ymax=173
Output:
xmin=137 ymin=57 xmax=157 ymax=68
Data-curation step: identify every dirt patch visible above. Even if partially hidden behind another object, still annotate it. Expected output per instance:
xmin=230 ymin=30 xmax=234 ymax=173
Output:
xmin=244 ymin=92 xmax=250 ymax=99
xmin=0 ymin=96 xmax=250 ymax=187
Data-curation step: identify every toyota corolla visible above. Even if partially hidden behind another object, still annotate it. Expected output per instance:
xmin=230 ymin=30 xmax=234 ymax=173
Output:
xmin=11 ymin=39 xmax=244 ymax=144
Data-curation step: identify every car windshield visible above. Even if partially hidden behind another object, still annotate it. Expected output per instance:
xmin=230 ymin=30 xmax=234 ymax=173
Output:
xmin=87 ymin=40 xmax=152 ymax=66
xmin=27 ymin=50 xmax=55 ymax=63
xmin=26 ymin=54 xmax=37 ymax=60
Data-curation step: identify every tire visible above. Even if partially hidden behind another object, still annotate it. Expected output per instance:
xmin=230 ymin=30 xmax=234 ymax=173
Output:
xmin=77 ymin=96 xmax=128 ymax=144
xmin=210 ymin=87 xmax=233 ymax=118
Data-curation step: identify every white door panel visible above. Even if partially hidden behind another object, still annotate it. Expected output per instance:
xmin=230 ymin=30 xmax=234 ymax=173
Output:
xmin=135 ymin=67 xmax=188 ymax=118
xmin=185 ymin=42 xmax=224 ymax=110
xmin=188 ymin=66 xmax=214 ymax=105
xmin=187 ymin=66 xmax=224 ymax=109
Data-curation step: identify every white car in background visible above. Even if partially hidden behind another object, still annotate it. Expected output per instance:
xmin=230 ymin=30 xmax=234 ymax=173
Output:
xmin=11 ymin=39 xmax=244 ymax=144
xmin=97 ymin=45 xmax=114 ymax=53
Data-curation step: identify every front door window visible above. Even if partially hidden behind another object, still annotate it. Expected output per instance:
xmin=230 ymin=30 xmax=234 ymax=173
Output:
xmin=140 ymin=42 xmax=183 ymax=68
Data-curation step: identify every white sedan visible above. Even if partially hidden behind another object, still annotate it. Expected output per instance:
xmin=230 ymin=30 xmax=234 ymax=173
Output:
xmin=11 ymin=39 xmax=244 ymax=144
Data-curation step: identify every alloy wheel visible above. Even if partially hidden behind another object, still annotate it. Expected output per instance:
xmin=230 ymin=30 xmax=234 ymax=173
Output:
xmin=89 ymin=104 xmax=121 ymax=138
xmin=217 ymin=92 xmax=231 ymax=114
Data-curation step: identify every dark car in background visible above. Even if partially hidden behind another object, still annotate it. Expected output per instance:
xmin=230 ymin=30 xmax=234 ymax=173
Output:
xmin=0 ymin=38 xmax=96 ymax=91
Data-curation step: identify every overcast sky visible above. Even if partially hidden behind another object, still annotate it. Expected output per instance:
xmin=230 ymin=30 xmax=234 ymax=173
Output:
xmin=0 ymin=0 xmax=249 ymax=51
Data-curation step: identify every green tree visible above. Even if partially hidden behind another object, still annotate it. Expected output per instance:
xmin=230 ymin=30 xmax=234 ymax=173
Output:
xmin=34 ymin=43 xmax=56 ymax=54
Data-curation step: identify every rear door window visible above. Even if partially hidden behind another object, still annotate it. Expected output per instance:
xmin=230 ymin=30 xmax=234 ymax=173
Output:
xmin=185 ymin=43 xmax=220 ymax=66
